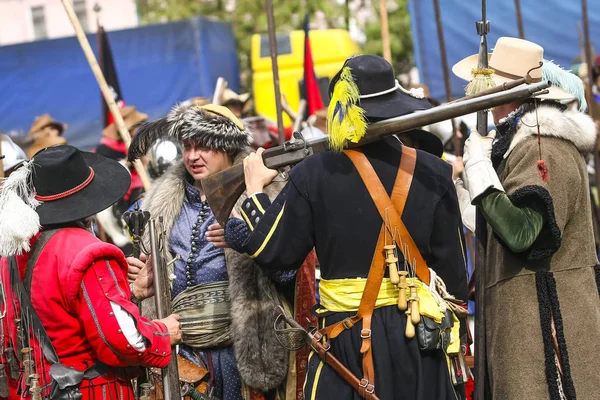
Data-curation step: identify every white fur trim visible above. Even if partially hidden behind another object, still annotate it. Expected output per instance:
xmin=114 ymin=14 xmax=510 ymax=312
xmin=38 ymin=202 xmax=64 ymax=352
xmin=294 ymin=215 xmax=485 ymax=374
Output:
xmin=505 ymin=106 xmax=598 ymax=159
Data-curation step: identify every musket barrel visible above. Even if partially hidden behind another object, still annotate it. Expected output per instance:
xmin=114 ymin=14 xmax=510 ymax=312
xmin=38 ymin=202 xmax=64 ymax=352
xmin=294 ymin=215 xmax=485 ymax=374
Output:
xmin=361 ymin=81 xmax=549 ymax=142
xmin=149 ymin=219 xmax=181 ymax=399
xmin=149 ymin=220 xmax=168 ymax=319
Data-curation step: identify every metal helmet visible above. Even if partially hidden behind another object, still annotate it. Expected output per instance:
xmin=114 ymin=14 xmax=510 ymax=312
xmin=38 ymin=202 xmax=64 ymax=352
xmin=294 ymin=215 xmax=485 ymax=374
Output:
xmin=147 ymin=137 xmax=182 ymax=179
xmin=1 ymin=134 xmax=27 ymax=174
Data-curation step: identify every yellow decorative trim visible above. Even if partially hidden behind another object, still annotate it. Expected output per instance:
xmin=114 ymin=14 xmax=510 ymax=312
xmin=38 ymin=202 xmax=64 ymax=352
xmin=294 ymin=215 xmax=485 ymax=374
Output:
xmin=470 ymin=67 xmax=494 ymax=76
xmin=250 ymin=203 xmax=286 ymax=258
xmin=458 ymin=227 xmax=467 ymax=269
xmin=310 ymin=361 xmax=324 ymax=400
xmin=303 ymin=351 xmax=315 ymax=394
xmin=240 ymin=208 xmax=254 ymax=231
xmin=252 ymin=195 xmax=266 ymax=214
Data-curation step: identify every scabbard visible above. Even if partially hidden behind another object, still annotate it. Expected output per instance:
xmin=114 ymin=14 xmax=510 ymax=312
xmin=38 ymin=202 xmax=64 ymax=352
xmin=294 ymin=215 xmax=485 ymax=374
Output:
xmin=309 ymin=337 xmax=380 ymax=400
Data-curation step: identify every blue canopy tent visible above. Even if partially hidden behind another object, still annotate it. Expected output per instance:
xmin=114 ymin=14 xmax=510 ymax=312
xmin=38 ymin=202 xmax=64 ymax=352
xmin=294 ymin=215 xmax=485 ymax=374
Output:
xmin=0 ymin=16 xmax=240 ymax=150
xmin=408 ymin=0 xmax=600 ymax=101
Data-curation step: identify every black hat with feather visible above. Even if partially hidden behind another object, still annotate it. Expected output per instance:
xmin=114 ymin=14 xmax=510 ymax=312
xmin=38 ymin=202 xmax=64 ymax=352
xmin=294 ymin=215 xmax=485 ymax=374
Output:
xmin=128 ymin=103 xmax=250 ymax=162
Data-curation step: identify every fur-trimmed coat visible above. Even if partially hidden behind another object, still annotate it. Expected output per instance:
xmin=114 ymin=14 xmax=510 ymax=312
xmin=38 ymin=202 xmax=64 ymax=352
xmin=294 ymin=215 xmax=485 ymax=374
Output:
xmin=139 ymin=150 xmax=290 ymax=392
xmin=485 ymin=104 xmax=600 ymax=399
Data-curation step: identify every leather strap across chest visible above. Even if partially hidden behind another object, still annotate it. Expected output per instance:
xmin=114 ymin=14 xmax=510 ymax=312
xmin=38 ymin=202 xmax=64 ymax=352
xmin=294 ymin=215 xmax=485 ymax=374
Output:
xmin=317 ymin=146 xmax=429 ymax=398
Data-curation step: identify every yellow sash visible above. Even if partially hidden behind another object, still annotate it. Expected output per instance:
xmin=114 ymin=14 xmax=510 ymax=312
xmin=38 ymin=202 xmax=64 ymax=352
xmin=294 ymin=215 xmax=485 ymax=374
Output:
xmin=318 ymin=277 xmax=460 ymax=354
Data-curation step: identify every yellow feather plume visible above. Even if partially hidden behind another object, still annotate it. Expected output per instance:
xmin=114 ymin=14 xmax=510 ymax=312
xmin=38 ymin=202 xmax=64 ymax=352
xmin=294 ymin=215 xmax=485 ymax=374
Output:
xmin=327 ymin=66 xmax=368 ymax=151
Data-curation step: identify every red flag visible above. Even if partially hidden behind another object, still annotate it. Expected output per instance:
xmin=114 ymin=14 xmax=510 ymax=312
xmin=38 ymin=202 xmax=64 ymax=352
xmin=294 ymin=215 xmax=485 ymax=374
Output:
xmin=303 ymin=15 xmax=324 ymax=116
xmin=97 ymin=26 xmax=125 ymax=127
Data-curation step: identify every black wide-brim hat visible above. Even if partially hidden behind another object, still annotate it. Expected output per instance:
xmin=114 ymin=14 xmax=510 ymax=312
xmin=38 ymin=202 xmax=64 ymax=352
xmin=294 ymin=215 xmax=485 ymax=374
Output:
xmin=32 ymin=145 xmax=131 ymax=226
xmin=328 ymin=55 xmax=443 ymax=155
xmin=328 ymin=55 xmax=433 ymax=120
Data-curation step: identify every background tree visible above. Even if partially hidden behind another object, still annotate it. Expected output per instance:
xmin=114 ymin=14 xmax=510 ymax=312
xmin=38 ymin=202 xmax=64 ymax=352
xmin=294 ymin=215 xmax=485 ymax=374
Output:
xmin=135 ymin=0 xmax=415 ymax=90
xmin=362 ymin=0 xmax=414 ymax=75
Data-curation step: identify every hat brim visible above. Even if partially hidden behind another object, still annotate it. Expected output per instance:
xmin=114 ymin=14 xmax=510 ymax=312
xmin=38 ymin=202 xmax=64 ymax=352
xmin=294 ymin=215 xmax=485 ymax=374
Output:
xmin=360 ymin=89 xmax=432 ymax=120
xmin=401 ymin=129 xmax=444 ymax=158
xmin=452 ymin=53 xmax=574 ymax=101
xmin=35 ymin=152 xmax=131 ymax=226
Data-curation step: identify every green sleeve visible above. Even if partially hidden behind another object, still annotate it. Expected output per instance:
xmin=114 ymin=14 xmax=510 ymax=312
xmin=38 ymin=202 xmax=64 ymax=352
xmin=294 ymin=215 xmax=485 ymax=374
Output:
xmin=479 ymin=191 xmax=544 ymax=253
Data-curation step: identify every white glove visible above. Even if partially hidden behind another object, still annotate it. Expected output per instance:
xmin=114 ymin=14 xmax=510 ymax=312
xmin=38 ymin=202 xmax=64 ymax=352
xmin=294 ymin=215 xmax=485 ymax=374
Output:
xmin=463 ymin=128 xmax=496 ymax=165
xmin=463 ymin=129 xmax=504 ymax=203
xmin=454 ymin=178 xmax=476 ymax=233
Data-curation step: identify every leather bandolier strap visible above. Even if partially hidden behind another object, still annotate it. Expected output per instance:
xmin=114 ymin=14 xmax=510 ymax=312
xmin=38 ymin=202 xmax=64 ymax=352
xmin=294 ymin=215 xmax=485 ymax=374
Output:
xmin=317 ymin=146 xmax=429 ymax=399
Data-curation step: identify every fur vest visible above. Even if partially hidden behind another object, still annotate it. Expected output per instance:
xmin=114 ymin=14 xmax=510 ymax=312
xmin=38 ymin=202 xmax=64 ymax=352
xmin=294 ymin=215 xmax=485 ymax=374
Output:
xmin=139 ymin=151 xmax=289 ymax=391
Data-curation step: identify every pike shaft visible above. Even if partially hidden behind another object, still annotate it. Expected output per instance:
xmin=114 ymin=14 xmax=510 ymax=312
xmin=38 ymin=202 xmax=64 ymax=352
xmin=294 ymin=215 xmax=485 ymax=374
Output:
xmin=265 ymin=0 xmax=285 ymax=144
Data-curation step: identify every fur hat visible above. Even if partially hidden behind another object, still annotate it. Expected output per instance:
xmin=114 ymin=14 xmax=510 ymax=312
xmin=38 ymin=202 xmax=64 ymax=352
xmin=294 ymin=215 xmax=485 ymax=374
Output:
xmin=128 ymin=103 xmax=250 ymax=162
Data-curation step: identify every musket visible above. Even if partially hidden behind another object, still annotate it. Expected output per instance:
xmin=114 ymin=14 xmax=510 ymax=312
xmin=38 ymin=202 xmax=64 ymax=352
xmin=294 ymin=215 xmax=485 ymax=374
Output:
xmin=203 ymin=81 xmax=551 ymax=226
xmin=474 ymin=2 xmax=490 ymax=399
xmin=274 ymin=306 xmax=380 ymax=400
xmin=122 ymin=206 xmax=152 ymax=399
xmin=149 ymin=219 xmax=181 ymax=400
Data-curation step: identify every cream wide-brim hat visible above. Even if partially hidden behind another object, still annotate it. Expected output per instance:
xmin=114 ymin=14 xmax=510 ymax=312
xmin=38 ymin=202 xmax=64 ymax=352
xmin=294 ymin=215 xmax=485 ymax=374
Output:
xmin=452 ymin=37 xmax=573 ymax=101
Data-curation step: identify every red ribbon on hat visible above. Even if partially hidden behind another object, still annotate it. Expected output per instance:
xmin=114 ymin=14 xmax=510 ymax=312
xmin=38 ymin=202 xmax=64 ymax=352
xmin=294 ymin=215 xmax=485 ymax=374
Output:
xmin=35 ymin=167 xmax=95 ymax=202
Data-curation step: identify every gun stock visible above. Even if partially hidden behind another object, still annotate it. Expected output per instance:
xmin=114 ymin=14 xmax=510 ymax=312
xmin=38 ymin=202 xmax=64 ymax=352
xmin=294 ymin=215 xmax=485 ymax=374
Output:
xmin=204 ymin=81 xmax=551 ymax=226
xmin=202 ymin=164 xmax=246 ymax=227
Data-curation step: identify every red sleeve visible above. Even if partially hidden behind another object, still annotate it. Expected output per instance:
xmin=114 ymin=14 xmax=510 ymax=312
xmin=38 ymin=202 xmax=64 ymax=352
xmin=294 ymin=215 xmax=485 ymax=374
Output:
xmin=78 ymin=259 xmax=171 ymax=368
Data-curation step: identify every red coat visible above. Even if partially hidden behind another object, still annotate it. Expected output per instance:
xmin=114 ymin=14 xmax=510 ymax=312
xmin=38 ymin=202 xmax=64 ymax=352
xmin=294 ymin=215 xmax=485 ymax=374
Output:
xmin=0 ymin=228 xmax=171 ymax=400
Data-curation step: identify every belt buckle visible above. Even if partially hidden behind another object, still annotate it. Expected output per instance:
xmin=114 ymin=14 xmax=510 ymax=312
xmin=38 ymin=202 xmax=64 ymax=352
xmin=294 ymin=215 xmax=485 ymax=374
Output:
xmin=360 ymin=329 xmax=371 ymax=339
xmin=359 ymin=379 xmax=375 ymax=394
xmin=342 ymin=318 xmax=354 ymax=330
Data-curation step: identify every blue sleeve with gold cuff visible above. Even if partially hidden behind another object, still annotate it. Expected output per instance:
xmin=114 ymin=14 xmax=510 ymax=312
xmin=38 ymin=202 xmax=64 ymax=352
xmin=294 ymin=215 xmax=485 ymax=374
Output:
xmin=225 ymin=176 xmax=314 ymax=271
xmin=238 ymin=193 xmax=271 ymax=231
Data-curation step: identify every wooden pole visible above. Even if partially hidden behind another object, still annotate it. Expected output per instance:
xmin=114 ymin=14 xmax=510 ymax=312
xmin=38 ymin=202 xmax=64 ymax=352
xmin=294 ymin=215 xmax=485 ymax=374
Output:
xmin=514 ymin=0 xmax=525 ymax=39
xmin=475 ymin=1 xmax=490 ymax=398
xmin=379 ymin=0 xmax=392 ymax=64
xmin=432 ymin=0 xmax=459 ymax=153
xmin=61 ymin=0 xmax=151 ymax=191
xmin=266 ymin=0 xmax=286 ymax=144
xmin=0 ymin=137 xmax=5 ymax=180
xmin=212 ymin=77 xmax=228 ymax=105
xmin=581 ymin=0 xmax=600 ymax=242
xmin=345 ymin=0 xmax=351 ymax=30
xmin=582 ymin=0 xmax=596 ymax=121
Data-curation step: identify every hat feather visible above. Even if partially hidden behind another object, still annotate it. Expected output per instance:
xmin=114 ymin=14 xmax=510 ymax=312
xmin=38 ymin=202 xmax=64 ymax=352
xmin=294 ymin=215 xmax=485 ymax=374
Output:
xmin=0 ymin=160 xmax=41 ymax=256
xmin=327 ymin=66 xmax=367 ymax=151
xmin=543 ymin=59 xmax=588 ymax=112
xmin=128 ymin=115 xmax=171 ymax=162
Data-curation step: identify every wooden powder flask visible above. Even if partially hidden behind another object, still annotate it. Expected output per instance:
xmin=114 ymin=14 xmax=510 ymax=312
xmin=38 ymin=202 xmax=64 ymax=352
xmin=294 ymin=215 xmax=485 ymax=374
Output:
xmin=397 ymin=271 xmax=408 ymax=311
xmin=409 ymin=284 xmax=421 ymax=325
xmin=30 ymin=374 xmax=42 ymax=400
xmin=384 ymin=245 xmax=400 ymax=285
xmin=5 ymin=348 xmax=19 ymax=379
xmin=405 ymin=309 xmax=415 ymax=338
xmin=15 ymin=320 xmax=22 ymax=356
xmin=0 ymin=364 xmax=9 ymax=398
xmin=139 ymin=382 xmax=152 ymax=400
xmin=21 ymin=347 xmax=32 ymax=386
